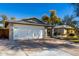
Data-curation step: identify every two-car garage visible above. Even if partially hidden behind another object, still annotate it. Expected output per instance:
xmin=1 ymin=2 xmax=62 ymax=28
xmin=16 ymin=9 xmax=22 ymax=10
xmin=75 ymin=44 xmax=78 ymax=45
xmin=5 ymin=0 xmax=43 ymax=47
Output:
xmin=13 ymin=24 xmax=45 ymax=40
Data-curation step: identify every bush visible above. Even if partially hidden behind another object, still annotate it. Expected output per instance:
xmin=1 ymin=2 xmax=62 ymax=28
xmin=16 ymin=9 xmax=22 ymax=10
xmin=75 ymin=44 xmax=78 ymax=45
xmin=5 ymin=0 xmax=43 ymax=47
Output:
xmin=70 ymin=40 xmax=79 ymax=43
xmin=0 ymin=26 xmax=3 ymax=29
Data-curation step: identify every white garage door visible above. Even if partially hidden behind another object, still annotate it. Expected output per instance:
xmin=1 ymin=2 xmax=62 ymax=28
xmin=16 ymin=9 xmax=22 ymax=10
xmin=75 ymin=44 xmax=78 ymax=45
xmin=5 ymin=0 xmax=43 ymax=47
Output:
xmin=13 ymin=24 xmax=44 ymax=40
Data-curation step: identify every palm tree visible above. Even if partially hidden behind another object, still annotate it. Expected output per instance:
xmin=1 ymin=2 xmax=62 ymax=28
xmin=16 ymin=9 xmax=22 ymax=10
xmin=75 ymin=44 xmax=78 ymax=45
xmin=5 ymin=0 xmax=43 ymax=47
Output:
xmin=42 ymin=10 xmax=62 ymax=26
xmin=49 ymin=10 xmax=62 ymax=26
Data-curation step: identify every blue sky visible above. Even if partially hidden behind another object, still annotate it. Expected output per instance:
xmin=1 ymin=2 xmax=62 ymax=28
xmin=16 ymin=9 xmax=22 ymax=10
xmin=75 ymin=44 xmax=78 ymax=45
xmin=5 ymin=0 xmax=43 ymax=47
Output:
xmin=0 ymin=3 xmax=74 ymax=20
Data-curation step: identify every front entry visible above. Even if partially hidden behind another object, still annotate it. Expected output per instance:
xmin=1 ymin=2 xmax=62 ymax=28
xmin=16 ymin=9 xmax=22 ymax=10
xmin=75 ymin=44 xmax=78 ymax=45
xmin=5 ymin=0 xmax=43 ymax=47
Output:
xmin=47 ymin=27 xmax=52 ymax=38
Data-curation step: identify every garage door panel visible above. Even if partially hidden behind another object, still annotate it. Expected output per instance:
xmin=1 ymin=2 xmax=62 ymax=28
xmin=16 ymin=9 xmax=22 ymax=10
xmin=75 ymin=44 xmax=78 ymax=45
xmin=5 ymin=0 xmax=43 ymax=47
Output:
xmin=13 ymin=25 xmax=44 ymax=40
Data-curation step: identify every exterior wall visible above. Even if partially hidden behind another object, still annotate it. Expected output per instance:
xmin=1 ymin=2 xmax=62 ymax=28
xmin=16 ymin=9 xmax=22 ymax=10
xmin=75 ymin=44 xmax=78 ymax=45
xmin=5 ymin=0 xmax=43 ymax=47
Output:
xmin=53 ymin=28 xmax=65 ymax=35
xmin=63 ymin=29 xmax=67 ymax=34
xmin=13 ymin=24 xmax=45 ymax=40
xmin=67 ymin=29 xmax=75 ymax=34
xmin=53 ymin=28 xmax=67 ymax=38
xmin=53 ymin=28 xmax=76 ymax=38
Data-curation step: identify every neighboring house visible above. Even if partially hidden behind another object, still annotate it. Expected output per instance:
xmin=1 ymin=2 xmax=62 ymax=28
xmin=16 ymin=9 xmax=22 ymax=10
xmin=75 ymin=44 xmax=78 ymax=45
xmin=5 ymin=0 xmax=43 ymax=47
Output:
xmin=52 ymin=25 xmax=76 ymax=38
xmin=7 ymin=17 xmax=53 ymax=40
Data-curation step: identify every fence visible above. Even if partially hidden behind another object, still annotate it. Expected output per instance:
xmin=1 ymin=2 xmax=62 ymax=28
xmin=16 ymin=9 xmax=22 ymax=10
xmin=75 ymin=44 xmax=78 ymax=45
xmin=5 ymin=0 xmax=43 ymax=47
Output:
xmin=0 ymin=29 xmax=9 ymax=39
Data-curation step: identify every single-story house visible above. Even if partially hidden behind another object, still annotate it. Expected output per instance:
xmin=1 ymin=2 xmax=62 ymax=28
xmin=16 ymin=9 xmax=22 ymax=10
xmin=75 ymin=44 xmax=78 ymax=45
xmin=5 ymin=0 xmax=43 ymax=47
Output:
xmin=52 ymin=25 xmax=76 ymax=38
xmin=7 ymin=18 xmax=53 ymax=40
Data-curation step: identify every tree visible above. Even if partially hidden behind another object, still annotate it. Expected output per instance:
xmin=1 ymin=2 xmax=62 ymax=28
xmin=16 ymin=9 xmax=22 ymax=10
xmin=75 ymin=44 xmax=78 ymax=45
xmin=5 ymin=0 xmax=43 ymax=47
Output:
xmin=55 ymin=18 xmax=62 ymax=25
xmin=1 ymin=15 xmax=8 ymax=28
xmin=42 ymin=15 xmax=50 ymax=24
xmin=50 ymin=10 xmax=56 ymax=24
xmin=1 ymin=15 xmax=8 ymax=20
xmin=71 ymin=3 xmax=79 ymax=17
xmin=62 ymin=15 xmax=77 ymax=27
xmin=49 ymin=10 xmax=62 ymax=26
xmin=66 ymin=4 xmax=79 ymax=34
xmin=11 ymin=17 xmax=16 ymax=20
xmin=41 ymin=10 xmax=62 ymax=26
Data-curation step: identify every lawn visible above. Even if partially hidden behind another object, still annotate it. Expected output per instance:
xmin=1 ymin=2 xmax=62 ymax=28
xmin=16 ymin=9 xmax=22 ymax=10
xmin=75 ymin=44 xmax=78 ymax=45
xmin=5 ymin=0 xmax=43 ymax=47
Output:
xmin=66 ymin=35 xmax=79 ymax=43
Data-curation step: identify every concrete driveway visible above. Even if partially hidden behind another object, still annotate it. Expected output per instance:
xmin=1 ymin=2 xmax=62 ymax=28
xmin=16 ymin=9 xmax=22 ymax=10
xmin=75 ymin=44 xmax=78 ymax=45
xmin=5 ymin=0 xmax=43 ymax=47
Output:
xmin=0 ymin=39 xmax=78 ymax=56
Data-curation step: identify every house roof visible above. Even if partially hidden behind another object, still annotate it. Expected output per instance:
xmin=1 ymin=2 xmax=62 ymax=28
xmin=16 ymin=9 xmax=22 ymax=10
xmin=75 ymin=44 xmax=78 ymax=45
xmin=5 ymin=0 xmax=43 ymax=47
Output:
xmin=21 ymin=17 xmax=45 ymax=24
xmin=54 ymin=25 xmax=74 ymax=29
xmin=7 ymin=18 xmax=53 ymax=27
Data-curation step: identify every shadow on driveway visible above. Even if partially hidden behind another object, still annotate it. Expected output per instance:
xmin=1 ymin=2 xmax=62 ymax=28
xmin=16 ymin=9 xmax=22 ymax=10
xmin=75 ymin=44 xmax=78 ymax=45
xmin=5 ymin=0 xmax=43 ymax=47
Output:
xmin=10 ymin=40 xmax=77 ymax=51
xmin=0 ymin=40 xmax=77 ymax=51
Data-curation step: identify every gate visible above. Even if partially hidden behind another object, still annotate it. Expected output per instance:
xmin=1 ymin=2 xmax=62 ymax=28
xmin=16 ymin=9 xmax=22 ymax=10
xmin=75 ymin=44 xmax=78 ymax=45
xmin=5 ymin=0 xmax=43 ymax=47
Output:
xmin=0 ymin=29 xmax=9 ymax=39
